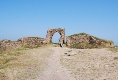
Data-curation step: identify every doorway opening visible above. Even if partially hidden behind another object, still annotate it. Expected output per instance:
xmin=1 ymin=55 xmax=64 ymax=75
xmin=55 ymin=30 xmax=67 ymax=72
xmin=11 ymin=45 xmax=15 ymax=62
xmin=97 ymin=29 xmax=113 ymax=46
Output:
xmin=52 ymin=32 xmax=60 ymax=44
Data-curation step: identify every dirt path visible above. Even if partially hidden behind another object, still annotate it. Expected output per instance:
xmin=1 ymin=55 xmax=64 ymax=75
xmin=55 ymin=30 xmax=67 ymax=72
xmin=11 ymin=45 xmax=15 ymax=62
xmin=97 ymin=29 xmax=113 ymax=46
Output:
xmin=37 ymin=47 xmax=76 ymax=80
xmin=1 ymin=46 xmax=118 ymax=80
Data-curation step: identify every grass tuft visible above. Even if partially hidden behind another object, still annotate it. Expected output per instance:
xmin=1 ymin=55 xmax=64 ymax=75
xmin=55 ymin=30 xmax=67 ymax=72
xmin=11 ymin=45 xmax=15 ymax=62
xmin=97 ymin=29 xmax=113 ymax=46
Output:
xmin=108 ymin=46 xmax=118 ymax=52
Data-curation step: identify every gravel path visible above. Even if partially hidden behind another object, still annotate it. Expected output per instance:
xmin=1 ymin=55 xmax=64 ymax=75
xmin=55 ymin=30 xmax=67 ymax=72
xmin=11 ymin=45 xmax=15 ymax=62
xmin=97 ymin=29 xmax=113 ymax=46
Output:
xmin=2 ymin=46 xmax=117 ymax=80
xmin=37 ymin=47 xmax=76 ymax=80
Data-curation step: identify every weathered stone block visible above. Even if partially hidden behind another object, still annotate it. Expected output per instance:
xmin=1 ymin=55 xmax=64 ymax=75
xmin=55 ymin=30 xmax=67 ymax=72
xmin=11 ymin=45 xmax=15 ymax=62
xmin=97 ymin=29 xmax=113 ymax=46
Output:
xmin=44 ymin=28 xmax=65 ymax=45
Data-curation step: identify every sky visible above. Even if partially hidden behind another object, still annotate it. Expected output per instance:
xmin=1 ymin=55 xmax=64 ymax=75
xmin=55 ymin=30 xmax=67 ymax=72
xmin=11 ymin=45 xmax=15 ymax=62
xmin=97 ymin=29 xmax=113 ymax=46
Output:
xmin=0 ymin=0 xmax=118 ymax=45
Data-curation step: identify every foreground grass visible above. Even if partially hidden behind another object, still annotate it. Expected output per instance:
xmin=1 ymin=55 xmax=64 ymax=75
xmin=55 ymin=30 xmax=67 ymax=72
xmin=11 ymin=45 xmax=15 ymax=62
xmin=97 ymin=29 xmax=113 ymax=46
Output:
xmin=0 ymin=46 xmax=52 ymax=80
xmin=108 ymin=46 xmax=118 ymax=52
xmin=0 ymin=48 xmax=25 ymax=69
xmin=61 ymin=48 xmax=118 ymax=80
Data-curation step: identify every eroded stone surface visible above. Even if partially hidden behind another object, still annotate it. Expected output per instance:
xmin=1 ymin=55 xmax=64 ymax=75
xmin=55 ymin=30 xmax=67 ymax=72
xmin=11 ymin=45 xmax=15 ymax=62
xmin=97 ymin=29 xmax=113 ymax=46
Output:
xmin=0 ymin=37 xmax=44 ymax=51
xmin=18 ymin=37 xmax=44 ymax=48
xmin=0 ymin=29 xmax=115 ymax=51
xmin=44 ymin=28 xmax=65 ymax=45
xmin=66 ymin=33 xmax=114 ymax=48
xmin=0 ymin=28 xmax=65 ymax=51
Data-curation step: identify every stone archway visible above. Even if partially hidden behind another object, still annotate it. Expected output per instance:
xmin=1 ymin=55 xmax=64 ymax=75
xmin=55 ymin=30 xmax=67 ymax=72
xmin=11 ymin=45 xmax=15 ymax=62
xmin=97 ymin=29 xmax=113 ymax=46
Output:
xmin=44 ymin=28 xmax=65 ymax=45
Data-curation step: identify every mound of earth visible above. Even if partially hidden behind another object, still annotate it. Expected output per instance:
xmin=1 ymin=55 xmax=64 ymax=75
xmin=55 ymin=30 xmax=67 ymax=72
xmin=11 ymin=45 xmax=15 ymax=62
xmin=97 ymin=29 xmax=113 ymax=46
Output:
xmin=66 ymin=33 xmax=114 ymax=49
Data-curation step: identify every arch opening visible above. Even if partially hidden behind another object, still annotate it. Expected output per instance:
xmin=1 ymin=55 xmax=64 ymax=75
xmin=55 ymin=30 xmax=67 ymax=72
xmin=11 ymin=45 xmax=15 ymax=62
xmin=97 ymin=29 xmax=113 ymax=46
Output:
xmin=52 ymin=32 xmax=60 ymax=44
xmin=45 ymin=28 xmax=65 ymax=46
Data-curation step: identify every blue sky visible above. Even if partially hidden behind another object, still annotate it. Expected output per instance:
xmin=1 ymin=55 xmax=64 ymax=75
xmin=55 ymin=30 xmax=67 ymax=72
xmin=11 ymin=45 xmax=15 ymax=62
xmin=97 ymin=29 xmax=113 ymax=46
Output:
xmin=0 ymin=0 xmax=118 ymax=45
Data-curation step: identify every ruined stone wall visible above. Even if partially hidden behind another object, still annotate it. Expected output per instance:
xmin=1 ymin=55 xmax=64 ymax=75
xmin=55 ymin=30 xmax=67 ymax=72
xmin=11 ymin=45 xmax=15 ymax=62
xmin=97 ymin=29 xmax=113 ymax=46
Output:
xmin=18 ymin=37 xmax=44 ymax=48
xmin=0 ymin=40 xmax=22 ymax=51
xmin=0 ymin=37 xmax=45 ymax=51
xmin=66 ymin=33 xmax=114 ymax=48
xmin=44 ymin=28 xmax=65 ymax=44
xmin=0 ymin=28 xmax=65 ymax=51
xmin=66 ymin=34 xmax=92 ymax=46
xmin=91 ymin=38 xmax=114 ymax=47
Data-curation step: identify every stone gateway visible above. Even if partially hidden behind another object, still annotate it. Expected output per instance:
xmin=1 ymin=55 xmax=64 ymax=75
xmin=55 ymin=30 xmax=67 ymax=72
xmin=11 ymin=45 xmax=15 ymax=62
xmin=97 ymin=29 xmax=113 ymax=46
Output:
xmin=44 ymin=28 xmax=65 ymax=46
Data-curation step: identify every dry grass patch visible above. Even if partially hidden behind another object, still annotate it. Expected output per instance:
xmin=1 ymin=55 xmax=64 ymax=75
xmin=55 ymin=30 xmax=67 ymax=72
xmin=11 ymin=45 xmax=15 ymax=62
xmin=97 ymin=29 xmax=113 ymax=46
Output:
xmin=0 ymin=46 xmax=52 ymax=80
xmin=108 ymin=47 xmax=118 ymax=52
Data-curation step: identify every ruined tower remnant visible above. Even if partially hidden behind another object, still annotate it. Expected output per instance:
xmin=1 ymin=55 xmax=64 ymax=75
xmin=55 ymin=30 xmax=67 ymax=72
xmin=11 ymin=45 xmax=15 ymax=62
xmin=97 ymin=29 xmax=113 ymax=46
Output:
xmin=44 ymin=28 xmax=65 ymax=45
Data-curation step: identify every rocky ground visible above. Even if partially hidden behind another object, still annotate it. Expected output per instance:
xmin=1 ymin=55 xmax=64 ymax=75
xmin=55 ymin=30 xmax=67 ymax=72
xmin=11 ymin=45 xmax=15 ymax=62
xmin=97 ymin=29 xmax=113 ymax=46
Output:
xmin=61 ymin=48 xmax=118 ymax=80
xmin=0 ymin=45 xmax=118 ymax=80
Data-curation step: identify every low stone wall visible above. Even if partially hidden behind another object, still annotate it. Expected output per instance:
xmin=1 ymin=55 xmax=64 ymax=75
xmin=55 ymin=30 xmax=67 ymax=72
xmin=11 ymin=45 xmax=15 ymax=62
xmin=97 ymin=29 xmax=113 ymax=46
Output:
xmin=66 ymin=34 xmax=93 ymax=46
xmin=18 ymin=37 xmax=44 ymax=48
xmin=66 ymin=33 xmax=114 ymax=48
xmin=0 ymin=37 xmax=45 ymax=51
xmin=0 ymin=40 xmax=22 ymax=51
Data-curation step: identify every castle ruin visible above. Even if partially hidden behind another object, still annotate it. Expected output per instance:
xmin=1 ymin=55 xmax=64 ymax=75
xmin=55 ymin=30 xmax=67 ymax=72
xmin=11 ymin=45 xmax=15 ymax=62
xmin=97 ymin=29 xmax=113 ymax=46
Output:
xmin=0 ymin=28 xmax=114 ymax=51
xmin=44 ymin=28 xmax=65 ymax=45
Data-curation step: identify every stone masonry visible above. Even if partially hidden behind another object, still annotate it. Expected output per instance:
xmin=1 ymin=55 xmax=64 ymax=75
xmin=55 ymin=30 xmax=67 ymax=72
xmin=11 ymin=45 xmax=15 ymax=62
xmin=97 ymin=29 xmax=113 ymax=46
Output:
xmin=18 ymin=37 xmax=44 ymax=48
xmin=66 ymin=33 xmax=114 ymax=48
xmin=0 ymin=40 xmax=22 ymax=51
xmin=0 ymin=37 xmax=44 ymax=51
xmin=0 ymin=28 xmax=65 ymax=51
xmin=44 ymin=28 xmax=65 ymax=45
xmin=0 ymin=28 xmax=115 ymax=51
